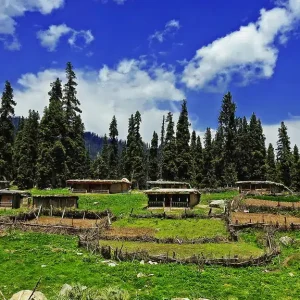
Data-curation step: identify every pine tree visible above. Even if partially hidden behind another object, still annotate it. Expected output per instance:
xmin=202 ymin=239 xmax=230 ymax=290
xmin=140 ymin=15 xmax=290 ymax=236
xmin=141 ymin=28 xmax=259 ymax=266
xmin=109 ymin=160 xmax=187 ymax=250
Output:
xmin=190 ymin=130 xmax=197 ymax=187
xmin=218 ymin=92 xmax=237 ymax=186
xmin=15 ymin=110 xmax=39 ymax=189
xmin=131 ymin=111 xmax=145 ymax=188
xmin=158 ymin=115 xmax=165 ymax=179
xmin=265 ymin=143 xmax=277 ymax=182
xmin=195 ymin=135 xmax=204 ymax=186
xmin=92 ymin=134 xmax=109 ymax=179
xmin=276 ymin=122 xmax=292 ymax=186
xmin=202 ymin=128 xmax=216 ymax=187
xmin=162 ymin=112 xmax=177 ymax=181
xmin=13 ymin=116 xmax=25 ymax=181
xmin=212 ymin=125 xmax=224 ymax=185
xmin=36 ymin=78 xmax=67 ymax=188
xmin=0 ymin=81 xmax=16 ymax=181
xmin=62 ymin=62 xmax=87 ymax=179
xmin=109 ymin=115 xmax=119 ymax=179
xmin=236 ymin=117 xmax=251 ymax=181
xmin=149 ymin=131 xmax=159 ymax=181
xmin=176 ymin=100 xmax=191 ymax=181
xmin=248 ymin=114 xmax=266 ymax=180
xmin=124 ymin=115 xmax=135 ymax=179
xmin=291 ymin=145 xmax=300 ymax=191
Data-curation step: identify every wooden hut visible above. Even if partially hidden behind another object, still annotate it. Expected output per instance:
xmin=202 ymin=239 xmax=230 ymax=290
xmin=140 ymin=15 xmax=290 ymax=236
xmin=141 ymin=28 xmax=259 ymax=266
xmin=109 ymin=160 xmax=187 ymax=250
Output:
xmin=146 ymin=180 xmax=191 ymax=189
xmin=32 ymin=195 xmax=79 ymax=209
xmin=0 ymin=190 xmax=31 ymax=209
xmin=144 ymin=188 xmax=201 ymax=208
xmin=0 ymin=181 xmax=9 ymax=189
xmin=66 ymin=178 xmax=131 ymax=194
xmin=236 ymin=181 xmax=293 ymax=195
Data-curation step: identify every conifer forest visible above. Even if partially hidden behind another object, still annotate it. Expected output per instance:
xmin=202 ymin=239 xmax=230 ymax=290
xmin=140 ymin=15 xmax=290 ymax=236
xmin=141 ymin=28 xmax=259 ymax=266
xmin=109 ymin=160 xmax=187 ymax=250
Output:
xmin=0 ymin=62 xmax=299 ymax=191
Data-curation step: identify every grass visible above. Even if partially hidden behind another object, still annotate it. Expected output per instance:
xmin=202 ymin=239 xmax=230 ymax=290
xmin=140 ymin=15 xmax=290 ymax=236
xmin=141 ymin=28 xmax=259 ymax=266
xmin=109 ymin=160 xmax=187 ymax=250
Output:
xmin=112 ymin=218 xmax=228 ymax=239
xmin=0 ymin=208 xmax=28 ymax=216
xmin=200 ymin=190 xmax=239 ymax=205
xmin=250 ymin=194 xmax=300 ymax=202
xmin=99 ymin=239 xmax=264 ymax=258
xmin=0 ymin=230 xmax=299 ymax=300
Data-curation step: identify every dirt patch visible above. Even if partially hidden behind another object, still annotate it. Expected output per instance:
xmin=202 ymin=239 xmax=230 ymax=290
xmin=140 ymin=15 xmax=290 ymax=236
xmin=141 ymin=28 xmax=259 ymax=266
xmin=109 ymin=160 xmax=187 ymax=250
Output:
xmin=103 ymin=227 xmax=156 ymax=238
xmin=26 ymin=216 xmax=104 ymax=228
xmin=245 ymin=199 xmax=300 ymax=208
xmin=231 ymin=212 xmax=300 ymax=225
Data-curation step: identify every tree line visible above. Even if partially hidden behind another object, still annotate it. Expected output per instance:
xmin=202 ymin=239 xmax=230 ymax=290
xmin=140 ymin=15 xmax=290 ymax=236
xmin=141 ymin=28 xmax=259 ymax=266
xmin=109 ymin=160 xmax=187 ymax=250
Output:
xmin=0 ymin=62 xmax=299 ymax=190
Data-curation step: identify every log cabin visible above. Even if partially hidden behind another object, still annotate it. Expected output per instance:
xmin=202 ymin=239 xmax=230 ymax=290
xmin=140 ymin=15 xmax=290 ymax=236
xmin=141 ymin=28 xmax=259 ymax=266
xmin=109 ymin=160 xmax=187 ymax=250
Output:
xmin=0 ymin=190 xmax=31 ymax=209
xmin=32 ymin=195 xmax=79 ymax=209
xmin=146 ymin=180 xmax=191 ymax=189
xmin=236 ymin=181 xmax=293 ymax=195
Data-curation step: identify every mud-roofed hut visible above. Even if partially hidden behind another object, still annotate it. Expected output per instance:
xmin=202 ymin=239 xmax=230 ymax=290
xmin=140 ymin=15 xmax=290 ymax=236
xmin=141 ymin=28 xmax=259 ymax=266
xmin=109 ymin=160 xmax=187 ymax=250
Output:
xmin=236 ymin=181 xmax=293 ymax=195
xmin=146 ymin=180 xmax=191 ymax=189
xmin=66 ymin=178 xmax=131 ymax=194
xmin=144 ymin=188 xmax=201 ymax=208
xmin=0 ymin=190 xmax=31 ymax=209
xmin=32 ymin=195 xmax=79 ymax=209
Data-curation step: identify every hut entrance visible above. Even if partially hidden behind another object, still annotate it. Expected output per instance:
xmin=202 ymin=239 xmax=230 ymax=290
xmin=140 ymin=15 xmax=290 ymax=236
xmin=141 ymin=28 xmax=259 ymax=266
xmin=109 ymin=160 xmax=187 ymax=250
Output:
xmin=165 ymin=195 xmax=171 ymax=207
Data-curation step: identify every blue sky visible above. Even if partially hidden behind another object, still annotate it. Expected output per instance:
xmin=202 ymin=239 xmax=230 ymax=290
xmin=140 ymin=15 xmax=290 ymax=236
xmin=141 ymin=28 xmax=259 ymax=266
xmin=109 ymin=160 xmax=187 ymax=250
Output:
xmin=0 ymin=0 xmax=300 ymax=145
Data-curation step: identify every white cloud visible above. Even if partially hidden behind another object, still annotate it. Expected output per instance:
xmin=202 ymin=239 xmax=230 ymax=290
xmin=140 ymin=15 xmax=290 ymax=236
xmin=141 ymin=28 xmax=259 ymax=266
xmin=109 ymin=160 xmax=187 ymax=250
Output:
xmin=149 ymin=19 xmax=181 ymax=44
xmin=14 ymin=60 xmax=185 ymax=142
xmin=37 ymin=24 xmax=94 ymax=51
xmin=0 ymin=0 xmax=64 ymax=49
xmin=263 ymin=119 xmax=300 ymax=148
xmin=101 ymin=0 xmax=127 ymax=4
xmin=182 ymin=0 xmax=300 ymax=90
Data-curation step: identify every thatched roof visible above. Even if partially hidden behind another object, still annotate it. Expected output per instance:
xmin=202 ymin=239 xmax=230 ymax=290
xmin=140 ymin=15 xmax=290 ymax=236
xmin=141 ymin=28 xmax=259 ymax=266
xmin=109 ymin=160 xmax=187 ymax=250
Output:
xmin=235 ymin=181 xmax=293 ymax=193
xmin=0 ymin=189 xmax=30 ymax=196
xmin=67 ymin=178 xmax=131 ymax=185
xmin=144 ymin=188 xmax=200 ymax=195
xmin=33 ymin=195 xmax=79 ymax=200
xmin=147 ymin=180 xmax=190 ymax=186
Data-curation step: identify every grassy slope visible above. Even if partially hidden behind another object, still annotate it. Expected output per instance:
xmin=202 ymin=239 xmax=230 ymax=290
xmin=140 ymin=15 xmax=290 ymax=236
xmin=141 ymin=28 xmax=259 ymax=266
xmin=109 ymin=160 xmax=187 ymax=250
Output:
xmin=250 ymin=195 xmax=300 ymax=202
xmin=200 ymin=191 xmax=239 ymax=205
xmin=112 ymin=218 xmax=228 ymax=239
xmin=0 ymin=231 xmax=299 ymax=300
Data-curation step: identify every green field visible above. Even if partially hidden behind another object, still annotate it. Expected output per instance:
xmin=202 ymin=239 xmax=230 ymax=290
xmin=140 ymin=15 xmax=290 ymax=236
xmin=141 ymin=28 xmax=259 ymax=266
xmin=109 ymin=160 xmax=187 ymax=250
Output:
xmin=200 ymin=190 xmax=239 ymax=204
xmin=0 ymin=230 xmax=299 ymax=300
xmin=112 ymin=218 xmax=228 ymax=239
xmin=99 ymin=239 xmax=263 ymax=258
xmin=250 ymin=194 xmax=300 ymax=202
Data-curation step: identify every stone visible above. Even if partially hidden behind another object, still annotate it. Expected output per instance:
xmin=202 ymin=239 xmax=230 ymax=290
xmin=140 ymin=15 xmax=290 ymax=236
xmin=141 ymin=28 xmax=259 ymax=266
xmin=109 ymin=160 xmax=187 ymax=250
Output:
xmin=209 ymin=200 xmax=225 ymax=208
xmin=10 ymin=290 xmax=47 ymax=300
xmin=137 ymin=272 xmax=146 ymax=278
xmin=279 ymin=236 xmax=294 ymax=246
xmin=140 ymin=260 xmax=145 ymax=265
xmin=59 ymin=284 xmax=73 ymax=296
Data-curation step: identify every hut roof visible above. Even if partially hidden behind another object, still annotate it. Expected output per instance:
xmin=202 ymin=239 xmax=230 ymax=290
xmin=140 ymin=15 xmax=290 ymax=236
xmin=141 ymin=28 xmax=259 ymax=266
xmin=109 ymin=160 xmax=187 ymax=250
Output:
xmin=33 ymin=195 xmax=79 ymax=199
xmin=0 ymin=181 xmax=9 ymax=183
xmin=0 ymin=189 xmax=30 ymax=196
xmin=235 ymin=181 xmax=293 ymax=193
xmin=147 ymin=180 xmax=191 ymax=186
xmin=144 ymin=188 xmax=200 ymax=195
xmin=66 ymin=178 xmax=131 ymax=185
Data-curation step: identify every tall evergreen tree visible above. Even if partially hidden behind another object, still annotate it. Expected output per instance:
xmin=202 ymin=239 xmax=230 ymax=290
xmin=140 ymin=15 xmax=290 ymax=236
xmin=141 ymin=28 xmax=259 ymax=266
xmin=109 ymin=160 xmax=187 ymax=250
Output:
xmin=176 ymin=100 xmax=191 ymax=180
xmin=212 ymin=125 xmax=224 ymax=185
xmin=149 ymin=131 xmax=159 ymax=181
xmin=276 ymin=122 xmax=292 ymax=186
xmin=0 ymin=81 xmax=16 ymax=181
xmin=291 ymin=145 xmax=300 ymax=191
xmin=218 ymin=92 xmax=237 ymax=186
xmin=195 ymin=135 xmax=204 ymax=186
xmin=202 ymin=128 xmax=216 ymax=187
xmin=124 ymin=114 xmax=135 ymax=179
xmin=162 ymin=112 xmax=177 ymax=181
xmin=236 ymin=117 xmax=251 ymax=181
xmin=92 ymin=134 xmax=110 ymax=179
xmin=109 ymin=115 xmax=119 ymax=179
xmin=265 ymin=143 xmax=277 ymax=182
xmin=158 ymin=115 xmax=165 ymax=179
xmin=190 ymin=130 xmax=197 ymax=187
xmin=15 ymin=110 xmax=39 ymax=189
xmin=62 ymin=62 xmax=86 ymax=179
xmin=36 ymin=78 xmax=67 ymax=188
xmin=248 ymin=114 xmax=266 ymax=180
xmin=13 ymin=116 xmax=25 ymax=181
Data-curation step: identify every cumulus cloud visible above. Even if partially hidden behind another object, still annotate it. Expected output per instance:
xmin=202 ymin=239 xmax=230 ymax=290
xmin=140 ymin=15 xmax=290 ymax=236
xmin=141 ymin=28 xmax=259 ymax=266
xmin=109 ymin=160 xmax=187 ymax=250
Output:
xmin=149 ymin=19 xmax=181 ymax=44
xmin=0 ymin=0 xmax=64 ymax=49
xmin=14 ymin=60 xmax=185 ymax=141
xmin=182 ymin=0 xmax=300 ymax=90
xmin=37 ymin=24 xmax=94 ymax=51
